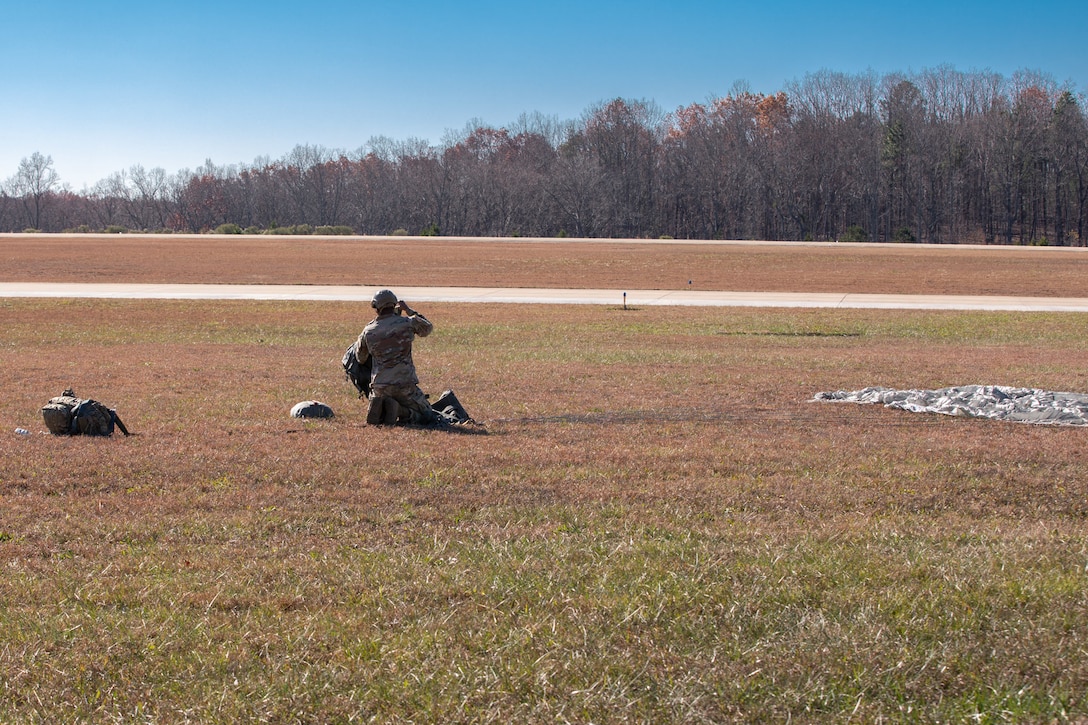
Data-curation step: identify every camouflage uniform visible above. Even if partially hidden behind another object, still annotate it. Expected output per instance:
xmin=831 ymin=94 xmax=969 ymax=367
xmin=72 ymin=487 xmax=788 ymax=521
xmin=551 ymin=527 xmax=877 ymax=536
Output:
xmin=354 ymin=309 xmax=438 ymax=425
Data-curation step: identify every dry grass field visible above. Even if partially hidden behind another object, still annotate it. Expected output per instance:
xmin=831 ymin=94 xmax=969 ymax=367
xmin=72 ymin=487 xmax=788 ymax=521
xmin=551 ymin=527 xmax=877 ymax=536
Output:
xmin=2 ymin=235 xmax=1088 ymax=722
xmin=3 ymin=232 xmax=1088 ymax=296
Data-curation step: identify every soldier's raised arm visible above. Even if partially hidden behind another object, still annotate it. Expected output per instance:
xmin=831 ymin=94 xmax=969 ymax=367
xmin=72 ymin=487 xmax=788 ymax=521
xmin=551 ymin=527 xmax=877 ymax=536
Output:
xmin=398 ymin=300 xmax=433 ymax=337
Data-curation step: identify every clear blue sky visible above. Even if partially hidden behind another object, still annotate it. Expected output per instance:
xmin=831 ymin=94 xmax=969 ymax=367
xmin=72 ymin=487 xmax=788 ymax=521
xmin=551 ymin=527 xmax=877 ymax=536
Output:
xmin=3 ymin=0 xmax=1086 ymax=190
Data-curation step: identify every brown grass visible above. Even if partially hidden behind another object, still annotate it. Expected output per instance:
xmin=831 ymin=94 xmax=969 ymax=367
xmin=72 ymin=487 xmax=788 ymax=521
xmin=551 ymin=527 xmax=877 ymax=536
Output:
xmin=2 ymin=238 xmax=1088 ymax=722
xmin=2 ymin=232 xmax=1088 ymax=296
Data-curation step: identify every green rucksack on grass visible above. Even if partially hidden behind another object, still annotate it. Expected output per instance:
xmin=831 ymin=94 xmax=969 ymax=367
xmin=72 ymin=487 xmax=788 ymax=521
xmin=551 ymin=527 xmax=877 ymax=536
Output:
xmin=41 ymin=389 xmax=130 ymax=437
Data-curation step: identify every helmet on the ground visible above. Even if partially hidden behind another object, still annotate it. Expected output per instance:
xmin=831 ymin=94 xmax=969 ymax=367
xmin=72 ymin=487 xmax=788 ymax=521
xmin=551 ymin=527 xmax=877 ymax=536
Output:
xmin=371 ymin=289 xmax=398 ymax=310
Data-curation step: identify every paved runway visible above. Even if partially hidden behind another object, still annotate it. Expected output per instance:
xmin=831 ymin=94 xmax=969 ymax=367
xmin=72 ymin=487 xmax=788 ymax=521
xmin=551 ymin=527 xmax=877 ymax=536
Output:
xmin=3 ymin=282 xmax=1088 ymax=311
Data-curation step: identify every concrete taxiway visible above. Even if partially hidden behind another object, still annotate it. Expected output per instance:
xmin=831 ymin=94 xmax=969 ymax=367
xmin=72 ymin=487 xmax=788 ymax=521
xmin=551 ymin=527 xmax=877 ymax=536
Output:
xmin=2 ymin=282 xmax=1088 ymax=311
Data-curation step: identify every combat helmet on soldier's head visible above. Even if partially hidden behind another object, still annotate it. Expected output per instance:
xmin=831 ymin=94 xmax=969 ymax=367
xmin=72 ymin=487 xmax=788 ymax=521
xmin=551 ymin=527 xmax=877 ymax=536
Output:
xmin=371 ymin=289 xmax=398 ymax=310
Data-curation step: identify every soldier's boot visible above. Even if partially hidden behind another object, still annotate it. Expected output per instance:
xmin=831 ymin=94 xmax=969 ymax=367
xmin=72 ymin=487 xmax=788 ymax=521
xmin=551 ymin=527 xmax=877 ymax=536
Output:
xmin=381 ymin=398 xmax=400 ymax=426
xmin=366 ymin=396 xmax=390 ymax=425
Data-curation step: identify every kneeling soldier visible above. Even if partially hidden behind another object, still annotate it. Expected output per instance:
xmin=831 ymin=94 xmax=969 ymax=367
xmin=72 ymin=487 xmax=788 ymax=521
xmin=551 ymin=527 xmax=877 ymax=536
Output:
xmin=353 ymin=289 xmax=440 ymax=427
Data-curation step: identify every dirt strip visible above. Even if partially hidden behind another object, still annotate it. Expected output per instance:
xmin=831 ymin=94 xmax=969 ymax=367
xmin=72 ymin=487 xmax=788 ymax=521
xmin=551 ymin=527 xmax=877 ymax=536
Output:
xmin=2 ymin=234 xmax=1087 ymax=298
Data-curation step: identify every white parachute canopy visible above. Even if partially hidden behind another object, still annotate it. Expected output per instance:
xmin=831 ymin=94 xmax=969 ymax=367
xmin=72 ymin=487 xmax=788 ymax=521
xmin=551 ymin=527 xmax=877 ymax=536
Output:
xmin=813 ymin=385 xmax=1088 ymax=426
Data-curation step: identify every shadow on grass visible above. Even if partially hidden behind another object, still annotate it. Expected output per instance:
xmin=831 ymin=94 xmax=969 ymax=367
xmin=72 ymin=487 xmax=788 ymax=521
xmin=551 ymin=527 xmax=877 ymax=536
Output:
xmin=283 ymin=422 xmax=490 ymax=436
xmin=717 ymin=330 xmax=862 ymax=337
xmin=500 ymin=405 xmax=946 ymax=427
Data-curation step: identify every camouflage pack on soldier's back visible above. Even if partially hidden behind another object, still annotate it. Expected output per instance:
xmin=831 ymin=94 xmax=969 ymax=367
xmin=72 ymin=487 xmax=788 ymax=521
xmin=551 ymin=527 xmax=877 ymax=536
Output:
xmin=342 ymin=344 xmax=372 ymax=398
xmin=41 ymin=388 xmax=130 ymax=437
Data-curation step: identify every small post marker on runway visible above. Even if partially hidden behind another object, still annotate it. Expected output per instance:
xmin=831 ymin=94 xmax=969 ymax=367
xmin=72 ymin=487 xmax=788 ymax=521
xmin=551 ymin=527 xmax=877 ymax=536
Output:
xmin=623 ymin=292 xmax=627 ymax=310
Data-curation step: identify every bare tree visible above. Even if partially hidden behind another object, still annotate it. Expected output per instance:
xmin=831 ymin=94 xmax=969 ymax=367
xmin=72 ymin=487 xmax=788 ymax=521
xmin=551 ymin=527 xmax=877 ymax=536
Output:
xmin=577 ymin=98 xmax=664 ymax=237
xmin=1048 ymin=90 xmax=1086 ymax=245
xmin=90 ymin=172 xmax=128 ymax=228
xmin=0 ymin=187 xmax=15 ymax=231
xmin=7 ymin=152 xmax=60 ymax=230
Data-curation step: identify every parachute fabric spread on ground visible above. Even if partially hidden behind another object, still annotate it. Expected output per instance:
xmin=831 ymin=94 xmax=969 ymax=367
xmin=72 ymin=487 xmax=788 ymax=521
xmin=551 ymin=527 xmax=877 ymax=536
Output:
xmin=813 ymin=385 xmax=1088 ymax=426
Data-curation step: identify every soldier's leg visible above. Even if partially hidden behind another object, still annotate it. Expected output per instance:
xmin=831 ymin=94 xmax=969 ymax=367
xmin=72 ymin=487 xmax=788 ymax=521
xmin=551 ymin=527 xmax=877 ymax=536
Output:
xmin=366 ymin=395 xmax=391 ymax=425
xmin=393 ymin=385 xmax=441 ymax=426
xmin=381 ymin=397 xmax=400 ymax=425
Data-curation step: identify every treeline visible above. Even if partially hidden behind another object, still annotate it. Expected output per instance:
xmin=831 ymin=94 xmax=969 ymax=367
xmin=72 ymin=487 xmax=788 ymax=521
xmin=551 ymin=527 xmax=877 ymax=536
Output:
xmin=3 ymin=67 xmax=1086 ymax=245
